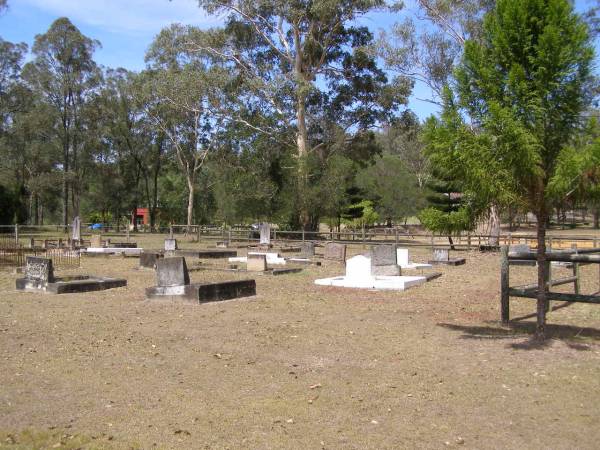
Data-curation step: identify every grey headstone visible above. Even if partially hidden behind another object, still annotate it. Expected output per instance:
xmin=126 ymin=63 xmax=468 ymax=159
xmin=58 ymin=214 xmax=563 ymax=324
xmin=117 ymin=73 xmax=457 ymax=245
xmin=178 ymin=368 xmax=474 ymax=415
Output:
xmin=25 ymin=256 xmax=54 ymax=283
xmin=509 ymin=244 xmax=530 ymax=253
xmin=259 ymin=223 xmax=271 ymax=245
xmin=29 ymin=237 xmax=35 ymax=249
xmin=300 ymin=242 xmax=315 ymax=257
xmin=324 ymin=243 xmax=346 ymax=261
xmin=370 ymin=244 xmax=397 ymax=266
xmin=247 ymin=254 xmax=267 ymax=272
xmin=71 ymin=216 xmax=81 ymax=241
xmin=140 ymin=252 xmax=161 ymax=269
xmin=432 ymin=248 xmax=449 ymax=261
xmin=156 ymin=257 xmax=189 ymax=287
xmin=164 ymin=238 xmax=178 ymax=251
xmin=371 ymin=264 xmax=400 ymax=276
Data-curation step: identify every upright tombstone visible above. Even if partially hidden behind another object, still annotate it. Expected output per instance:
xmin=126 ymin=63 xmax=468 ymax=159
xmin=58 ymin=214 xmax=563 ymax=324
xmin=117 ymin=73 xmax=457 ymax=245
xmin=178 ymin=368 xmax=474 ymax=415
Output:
xmin=429 ymin=247 xmax=465 ymax=266
xmin=71 ymin=216 xmax=81 ymax=242
xmin=164 ymin=238 xmax=178 ymax=252
xmin=156 ymin=257 xmax=190 ymax=287
xmin=25 ymin=256 xmax=54 ymax=284
xmin=259 ymin=223 xmax=271 ymax=245
xmin=432 ymin=248 xmax=449 ymax=262
xmin=90 ymin=234 xmax=102 ymax=248
xmin=146 ymin=256 xmax=256 ymax=303
xmin=247 ymin=253 xmax=267 ymax=272
xmin=370 ymin=244 xmax=400 ymax=276
xmin=29 ymin=237 xmax=35 ymax=249
xmin=324 ymin=243 xmax=346 ymax=262
xmin=139 ymin=252 xmax=163 ymax=269
xmin=397 ymin=248 xmax=410 ymax=267
xmin=509 ymin=244 xmax=535 ymax=266
xmin=300 ymin=242 xmax=315 ymax=258
xmin=16 ymin=256 xmax=126 ymax=293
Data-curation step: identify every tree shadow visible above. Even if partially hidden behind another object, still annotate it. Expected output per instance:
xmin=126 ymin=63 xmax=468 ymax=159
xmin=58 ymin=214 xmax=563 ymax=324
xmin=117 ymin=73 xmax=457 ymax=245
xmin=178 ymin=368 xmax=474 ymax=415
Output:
xmin=437 ymin=320 xmax=600 ymax=351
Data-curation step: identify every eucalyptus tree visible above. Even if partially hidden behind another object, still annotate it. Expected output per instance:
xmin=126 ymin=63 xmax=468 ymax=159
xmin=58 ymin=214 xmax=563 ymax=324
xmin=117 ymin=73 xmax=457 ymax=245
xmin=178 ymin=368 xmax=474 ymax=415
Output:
xmin=143 ymin=25 xmax=231 ymax=230
xmin=424 ymin=0 xmax=594 ymax=338
xmin=190 ymin=0 xmax=409 ymax=229
xmin=22 ymin=18 xmax=101 ymax=226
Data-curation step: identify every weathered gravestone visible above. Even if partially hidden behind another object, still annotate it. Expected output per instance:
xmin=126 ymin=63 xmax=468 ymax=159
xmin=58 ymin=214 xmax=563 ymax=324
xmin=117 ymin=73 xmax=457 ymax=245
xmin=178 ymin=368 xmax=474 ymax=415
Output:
xmin=90 ymin=235 xmax=102 ymax=248
xmin=429 ymin=247 xmax=466 ymax=266
xmin=164 ymin=238 xmax=178 ymax=252
xmin=432 ymin=248 xmax=449 ymax=262
xmin=139 ymin=252 xmax=163 ymax=269
xmin=25 ymin=256 xmax=54 ymax=283
xmin=247 ymin=253 xmax=267 ymax=272
xmin=259 ymin=223 xmax=271 ymax=245
xmin=71 ymin=216 xmax=81 ymax=242
xmin=300 ymin=242 xmax=315 ymax=258
xmin=324 ymin=243 xmax=346 ymax=262
xmin=146 ymin=256 xmax=256 ymax=303
xmin=370 ymin=244 xmax=400 ymax=276
xmin=16 ymin=256 xmax=126 ymax=293
xmin=156 ymin=257 xmax=190 ymax=287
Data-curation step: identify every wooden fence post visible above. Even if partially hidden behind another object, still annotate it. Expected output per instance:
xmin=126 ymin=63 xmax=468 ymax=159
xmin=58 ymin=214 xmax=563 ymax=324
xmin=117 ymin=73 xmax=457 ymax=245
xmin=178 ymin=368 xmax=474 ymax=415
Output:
xmin=573 ymin=262 xmax=580 ymax=295
xmin=14 ymin=224 xmax=18 ymax=245
xmin=501 ymin=246 xmax=510 ymax=323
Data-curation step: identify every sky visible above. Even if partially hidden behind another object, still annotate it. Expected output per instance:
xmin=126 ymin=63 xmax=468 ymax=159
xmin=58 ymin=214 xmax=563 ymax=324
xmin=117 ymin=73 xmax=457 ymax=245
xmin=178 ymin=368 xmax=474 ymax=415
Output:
xmin=0 ymin=0 xmax=597 ymax=120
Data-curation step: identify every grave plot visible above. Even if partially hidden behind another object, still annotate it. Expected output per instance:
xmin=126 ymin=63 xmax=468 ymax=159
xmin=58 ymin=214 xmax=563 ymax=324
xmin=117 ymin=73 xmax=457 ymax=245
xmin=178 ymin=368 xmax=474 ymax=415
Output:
xmin=15 ymin=256 xmax=126 ymax=294
xmin=314 ymin=254 xmax=428 ymax=291
xmin=428 ymin=248 xmax=466 ymax=266
xmin=224 ymin=253 xmax=304 ymax=275
xmin=146 ymin=257 xmax=256 ymax=303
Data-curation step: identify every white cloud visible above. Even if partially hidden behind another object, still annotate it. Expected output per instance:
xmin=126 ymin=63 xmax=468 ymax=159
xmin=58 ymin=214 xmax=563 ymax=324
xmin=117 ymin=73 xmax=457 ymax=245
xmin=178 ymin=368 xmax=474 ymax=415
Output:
xmin=20 ymin=0 xmax=223 ymax=35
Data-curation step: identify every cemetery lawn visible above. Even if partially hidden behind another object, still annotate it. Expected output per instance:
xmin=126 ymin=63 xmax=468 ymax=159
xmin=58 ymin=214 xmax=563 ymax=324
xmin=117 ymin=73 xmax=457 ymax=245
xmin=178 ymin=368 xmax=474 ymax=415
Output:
xmin=0 ymin=239 xmax=599 ymax=449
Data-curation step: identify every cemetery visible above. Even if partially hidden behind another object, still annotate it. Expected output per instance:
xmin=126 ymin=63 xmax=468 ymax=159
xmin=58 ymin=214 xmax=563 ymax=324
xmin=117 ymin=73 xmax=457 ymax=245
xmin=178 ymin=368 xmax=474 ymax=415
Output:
xmin=1 ymin=0 xmax=599 ymax=448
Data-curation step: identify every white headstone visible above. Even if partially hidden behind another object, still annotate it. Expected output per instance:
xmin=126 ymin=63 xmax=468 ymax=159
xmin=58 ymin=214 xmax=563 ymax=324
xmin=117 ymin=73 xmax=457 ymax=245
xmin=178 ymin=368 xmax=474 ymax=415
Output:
xmin=396 ymin=248 xmax=409 ymax=267
xmin=259 ymin=223 xmax=271 ymax=245
xmin=71 ymin=216 xmax=81 ymax=241
xmin=345 ymin=255 xmax=372 ymax=279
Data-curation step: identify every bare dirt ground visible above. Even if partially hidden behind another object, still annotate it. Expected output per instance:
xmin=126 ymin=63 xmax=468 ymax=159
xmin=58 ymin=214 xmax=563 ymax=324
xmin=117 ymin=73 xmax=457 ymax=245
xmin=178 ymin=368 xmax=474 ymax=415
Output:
xmin=0 ymin=235 xmax=599 ymax=449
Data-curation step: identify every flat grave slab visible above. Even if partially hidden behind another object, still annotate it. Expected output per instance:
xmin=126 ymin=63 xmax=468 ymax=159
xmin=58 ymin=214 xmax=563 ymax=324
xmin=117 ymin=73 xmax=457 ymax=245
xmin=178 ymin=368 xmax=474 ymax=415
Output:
xmin=85 ymin=247 xmax=143 ymax=256
xmin=428 ymin=258 xmax=466 ymax=266
xmin=16 ymin=256 xmax=127 ymax=294
xmin=314 ymin=254 xmax=427 ymax=291
xmin=174 ymin=249 xmax=237 ymax=259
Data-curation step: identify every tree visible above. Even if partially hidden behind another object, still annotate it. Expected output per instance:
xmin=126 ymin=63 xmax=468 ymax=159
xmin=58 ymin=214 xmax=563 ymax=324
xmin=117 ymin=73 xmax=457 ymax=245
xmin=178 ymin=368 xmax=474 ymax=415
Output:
xmin=22 ymin=18 xmax=101 ymax=227
xmin=192 ymin=0 xmax=408 ymax=229
xmin=144 ymin=25 xmax=231 ymax=230
xmin=425 ymin=0 xmax=594 ymax=338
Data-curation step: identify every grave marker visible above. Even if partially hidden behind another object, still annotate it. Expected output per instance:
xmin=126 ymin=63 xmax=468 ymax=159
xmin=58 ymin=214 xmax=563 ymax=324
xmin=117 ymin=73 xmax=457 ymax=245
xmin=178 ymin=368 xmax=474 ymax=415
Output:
xmin=432 ymin=248 xmax=449 ymax=262
xmin=259 ymin=223 xmax=271 ymax=245
xmin=156 ymin=257 xmax=189 ymax=287
xmin=90 ymin=235 xmax=102 ymax=248
xmin=25 ymin=256 xmax=54 ymax=283
xmin=324 ymin=243 xmax=346 ymax=261
xmin=300 ymin=242 xmax=315 ymax=257
xmin=247 ymin=253 xmax=267 ymax=272
xmin=164 ymin=238 xmax=178 ymax=252
xmin=370 ymin=244 xmax=400 ymax=276
xmin=71 ymin=216 xmax=81 ymax=242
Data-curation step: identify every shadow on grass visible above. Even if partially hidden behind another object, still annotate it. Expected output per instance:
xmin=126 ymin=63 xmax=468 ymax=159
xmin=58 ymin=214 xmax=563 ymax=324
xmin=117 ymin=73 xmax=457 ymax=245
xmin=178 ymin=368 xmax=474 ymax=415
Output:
xmin=437 ymin=320 xmax=600 ymax=351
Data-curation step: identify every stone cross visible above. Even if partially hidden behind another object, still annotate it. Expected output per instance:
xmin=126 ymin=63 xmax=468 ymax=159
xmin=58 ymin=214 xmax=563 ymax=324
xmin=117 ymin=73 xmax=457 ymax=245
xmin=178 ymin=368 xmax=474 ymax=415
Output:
xmin=25 ymin=256 xmax=54 ymax=283
xmin=156 ymin=257 xmax=189 ymax=287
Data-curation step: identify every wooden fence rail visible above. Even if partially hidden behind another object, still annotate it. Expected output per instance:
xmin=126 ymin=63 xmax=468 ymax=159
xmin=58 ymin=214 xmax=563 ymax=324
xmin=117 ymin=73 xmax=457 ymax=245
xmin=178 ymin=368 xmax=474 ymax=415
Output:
xmin=500 ymin=247 xmax=600 ymax=327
